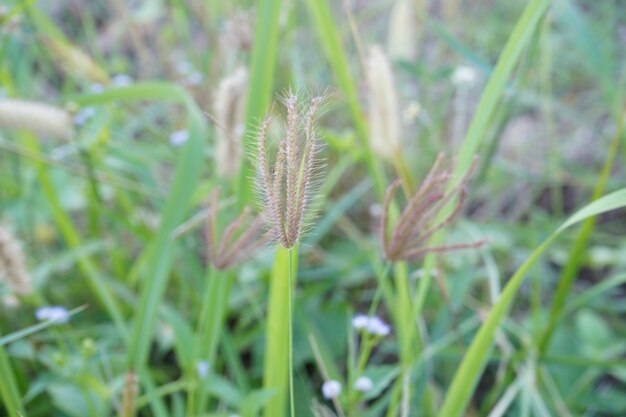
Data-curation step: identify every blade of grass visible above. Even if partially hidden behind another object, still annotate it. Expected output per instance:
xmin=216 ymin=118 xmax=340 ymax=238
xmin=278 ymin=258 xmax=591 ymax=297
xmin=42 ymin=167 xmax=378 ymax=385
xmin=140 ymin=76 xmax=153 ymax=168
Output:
xmin=413 ymin=0 xmax=551 ymax=383
xmin=437 ymin=186 xmax=626 ymax=417
xmin=0 ymin=343 xmax=22 ymax=417
xmin=304 ymin=0 xmax=387 ymax=198
xmin=189 ymin=269 xmax=235 ymax=416
xmin=75 ymin=81 xmax=208 ymax=378
xmin=538 ymin=104 xmax=624 ymax=352
xmin=237 ymin=0 xmax=283 ymax=203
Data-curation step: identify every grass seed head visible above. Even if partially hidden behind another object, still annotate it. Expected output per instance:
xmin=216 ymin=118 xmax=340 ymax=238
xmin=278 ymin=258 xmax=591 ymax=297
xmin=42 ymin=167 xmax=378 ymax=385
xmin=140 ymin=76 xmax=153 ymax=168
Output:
xmin=213 ymin=67 xmax=248 ymax=178
xmin=0 ymin=225 xmax=33 ymax=295
xmin=381 ymin=154 xmax=485 ymax=261
xmin=0 ymin=99 xmax=73 ymax=140
xmin=256 ymin=92 xmax=325 ymax=249
xmin=366 ymin=45 xmax=401 ymax=160
xmin=206 ymin=188 xmax=266 ymax=270
xmin=387 ymin=0 xmax=418 ymax=60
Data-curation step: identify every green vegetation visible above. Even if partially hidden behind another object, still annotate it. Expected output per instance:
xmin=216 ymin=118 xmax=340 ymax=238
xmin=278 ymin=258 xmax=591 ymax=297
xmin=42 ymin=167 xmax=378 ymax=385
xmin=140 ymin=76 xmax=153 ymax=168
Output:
xmin=0 ymin=0 xmax=625 ymax=416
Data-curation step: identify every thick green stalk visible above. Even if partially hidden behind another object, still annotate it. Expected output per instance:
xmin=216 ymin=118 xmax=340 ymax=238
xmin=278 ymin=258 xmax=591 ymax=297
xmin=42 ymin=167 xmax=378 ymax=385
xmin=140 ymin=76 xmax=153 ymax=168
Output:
xmin=288 ymin=249 xmax=295 ymax=417
xmin=263 ymin=246 xmax=298 ymax=417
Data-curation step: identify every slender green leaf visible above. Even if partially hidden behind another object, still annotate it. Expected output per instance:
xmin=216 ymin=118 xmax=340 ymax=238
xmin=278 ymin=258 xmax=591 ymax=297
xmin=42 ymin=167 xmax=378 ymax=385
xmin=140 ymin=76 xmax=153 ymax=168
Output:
xmin=437 ymin=187 xmax=626 ymax=417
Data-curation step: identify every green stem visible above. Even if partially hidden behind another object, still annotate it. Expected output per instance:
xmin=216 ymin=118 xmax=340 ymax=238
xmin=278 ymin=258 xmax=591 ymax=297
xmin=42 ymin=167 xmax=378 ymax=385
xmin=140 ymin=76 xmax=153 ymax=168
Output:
xmin=288 ymin=248 xmax=295 ymax=417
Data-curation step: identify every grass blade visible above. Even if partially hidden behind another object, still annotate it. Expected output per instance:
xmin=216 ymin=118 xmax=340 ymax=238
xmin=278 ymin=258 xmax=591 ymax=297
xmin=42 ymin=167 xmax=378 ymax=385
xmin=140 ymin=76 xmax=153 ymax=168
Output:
xmin=0 ymin=344 xmax=22 ymax=417
xmin=238 ymin=0 xmax=283 ymax=202
xmin=437 ymin=186 xmax=626 ymax=417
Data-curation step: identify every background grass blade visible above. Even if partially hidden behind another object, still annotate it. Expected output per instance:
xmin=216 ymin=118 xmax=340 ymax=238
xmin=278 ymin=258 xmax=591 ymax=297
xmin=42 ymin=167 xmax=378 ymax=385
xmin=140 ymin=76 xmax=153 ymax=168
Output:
xmin=0 ymin=344 xmax=23 ymax=417
xmin=237 ymin=0 xmax=283 ymax=202
xmin=437 ymin=186 xmax=626 ymax=417
xmin=75 ymin=83 xmax=209 ymax=373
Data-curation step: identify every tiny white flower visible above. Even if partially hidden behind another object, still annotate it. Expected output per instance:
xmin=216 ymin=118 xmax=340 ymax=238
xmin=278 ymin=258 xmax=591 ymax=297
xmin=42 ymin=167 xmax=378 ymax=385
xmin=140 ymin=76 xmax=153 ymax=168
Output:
xmin=322 ymin=380 xmax=342 ymax=399
xmin=73 ymin=107 xmax=96 ymax=126
xmin=35 ymin=306 xmax=70 ymax=324
xmin=186 ymin=72 xmax=203 ymax=85
xmin=89 ymin=83 xmax=104 ymax=93
xmin=175 ymin=61 xmax=193 ymax=75
xmin=354 ymin=376 xmax=374 ymax=392
xmin=169 ymin=129 xmax=189 ymax=147
xmin=402 ymin=101 xmax=421 ymax=123
xmin=196 ymin=361 xmax=209 ymax=379
xmin=352 ymin=314 xmax=369 ymax=330
xmin=112 ymin=74 xmax=133 ymax=87
xmin=451 ymin=65 xmax=478 ymax=87
xmin=366 ymin=316 xmax=391 ymax=337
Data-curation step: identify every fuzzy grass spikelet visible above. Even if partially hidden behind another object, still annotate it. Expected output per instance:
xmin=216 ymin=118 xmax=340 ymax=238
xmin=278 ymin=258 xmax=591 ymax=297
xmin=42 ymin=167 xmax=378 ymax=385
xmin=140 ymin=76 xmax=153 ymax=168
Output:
xmin=0 ymin=225 xmax=33 ymax=295
xmin=206 ymin=188 xmax=266 ymax=270
xmin=213 ymin=67 xmax=248 ymax=178
xmin=366 ymin=46 xmax=401 ymax=160
xmin=0 ymin=99 xmax=73 ymax=140
xmin=381 ymin=154 xmax=485 ymax=261
xmin=256 ymin=93 xmax=324 ymax=249
xmin=387 ymin=0 xmax=418 ymax=60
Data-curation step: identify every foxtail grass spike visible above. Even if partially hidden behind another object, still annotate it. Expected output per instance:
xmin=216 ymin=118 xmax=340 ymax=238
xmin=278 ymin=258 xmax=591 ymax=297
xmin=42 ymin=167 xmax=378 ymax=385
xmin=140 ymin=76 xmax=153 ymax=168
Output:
xmin=256 ymin=93 xmax=324 ymax=249
xmin=366 ymin=46 xmax=401 ymax=160
xmin=0 ymin=225 xmax=33 ymax=295
xmin=0 ymin=99 xmax=73 ymax=140
xmin=213 ymin=67 xmax=249 ymax=178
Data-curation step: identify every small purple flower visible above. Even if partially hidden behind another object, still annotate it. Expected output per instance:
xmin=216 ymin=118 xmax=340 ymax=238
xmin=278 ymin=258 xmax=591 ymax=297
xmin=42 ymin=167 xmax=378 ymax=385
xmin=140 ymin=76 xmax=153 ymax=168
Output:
xmin=352 ymin=314 xmax=369 ymax=330
xmin=186 ymin=72 xmax=203 ymax=85
xmin=322 ymin=380 xmax=341 ymax=399
xmin=366 ymin=316 xmax=391 ymax=337
xmin=36 ymin=306 xmax=70 ymax=324
xmin=352 ymin=314 xmax=391 ymax=337
xmin=169 ymin=129 xmax=189 ymax=147
xmin=74 ymin=107 xmax=96 ymax=126
xmin=175 ymin=61 xmax=193 ymax=75
xmin=196 ymin=361 xmax=209 ymax=379
xmin=354 ymin=376 xmax=374 ymax=392
xmin=89 ymin=84 xmax=104 ymax=93
xmin=111 ymin=74 xmax=133 ymax=87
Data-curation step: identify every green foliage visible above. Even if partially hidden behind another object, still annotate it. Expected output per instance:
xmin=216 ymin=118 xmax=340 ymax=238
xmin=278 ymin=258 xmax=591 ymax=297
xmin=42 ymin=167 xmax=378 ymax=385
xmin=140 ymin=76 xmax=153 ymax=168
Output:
xmin=0 ymin=0 xmax=625 ymax=416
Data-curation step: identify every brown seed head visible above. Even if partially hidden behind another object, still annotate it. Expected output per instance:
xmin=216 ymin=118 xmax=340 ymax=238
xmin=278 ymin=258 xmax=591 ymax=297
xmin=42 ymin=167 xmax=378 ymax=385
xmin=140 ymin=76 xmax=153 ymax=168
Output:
xmin=206 ymin=188 xmax=266 ymax=270
xmin=256 ymin=93 xmax=324 ymax=249
xmin=381 ymin=154 xmax=485 ymax=261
